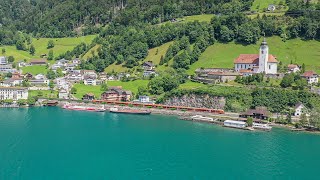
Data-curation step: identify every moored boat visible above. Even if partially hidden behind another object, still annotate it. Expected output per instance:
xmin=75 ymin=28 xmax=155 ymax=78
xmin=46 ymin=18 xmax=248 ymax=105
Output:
xmin=109 ymin=107 xmax=151 ymax=115
xmin=253 ymin=123 xmax=272 ymax=131
xmin=63 ymin=104 xmax=105 ymax=112
xmin=191 ymin=115 xmax=214 ymax=122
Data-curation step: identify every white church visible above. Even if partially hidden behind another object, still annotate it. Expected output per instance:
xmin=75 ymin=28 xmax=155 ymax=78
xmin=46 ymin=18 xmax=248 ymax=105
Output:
xmin=234 ymin=39 xmax=278 ymax=74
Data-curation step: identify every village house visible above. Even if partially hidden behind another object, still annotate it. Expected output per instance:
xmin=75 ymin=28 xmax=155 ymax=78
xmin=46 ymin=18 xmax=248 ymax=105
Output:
xmin=82 ymin=93 xmax=95 ymax=101
xmin=294 ymin=103 xmax=304 ymax=117
xmin=66 ymin=70 xmax=83 ymax=83
xmin=0 ymin=56 xmax=7 ymax=65
xmin=72 ymin=58 xmax=81 ymax=65
xmin=287 ymin=64 xmax=300 ymax=73
xmin=29 ymin=59 xmax=47 ymax=66
xmin=54 ymin=77 xmax=70 ymax=90
xmin=58 ymin=89 xmax=69 ymax=99
xmin=99 ymin=73 xmax=108 ymax=81
xmin=23 ymin=73 xmax=33 ymax=80
xmin=142 ymin=61 xmax=155 ymax=71
xmin=133 ymin=95 xmax=155 ymax=104
xmin=0 ymin=78 xmax=23 ymax=87
xmin=17 ymin=61 xmax=27 ymax=68
xmin=0 ymin=87 xmax=28 ymax=100
xmin=101 ymin=87 xmax=132 ymax=102
xmin=234 ymin=39 xmax=278 ymax=74
xmin=301 ymin=71 xmax=318 ymax=85
xmin=29 ymin=74 xmax=49 ymax=86
xmin=83 ymin=70 xmax=98 ymax=86
xmin=267 ymin=4 xmax=276 ymax=11
xmin=0 ymin=64 xmax=16 ymax=73
xmin=64 ymin=63 xmax=78 ymax=72
xmin=193 ymin=68 xmax=239 ymax=83
xmin=239 ymin=107 xmax=271 ymax=121
xmin=143 ymin=70 xmax=156 ymax=77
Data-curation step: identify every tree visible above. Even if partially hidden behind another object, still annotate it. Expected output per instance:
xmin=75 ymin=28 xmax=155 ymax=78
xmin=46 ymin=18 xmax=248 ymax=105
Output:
xmin=56 ymin=68 xmax=64 ymax=77
xmin=300 ymin=113 xmax=309 ymax=127
xmin=247 ymin=117 xmax=253 ymax=127
xmin=29 ymin=44 xmax=35 ymax=55
xmin=280 ymin=73 xmax=294 ymax=88
xmin=6 ymin=72 xmax=12 ymax=78
xmin=172 ymin=51 xmax=190 ymax=70
xmin=71 ymin=87 xmax=77 ymax=94
xmin=47 ymin=40 xmax=55 ymax=49
xmin=1 ymin=48 xmax=5 ymax=54
xmin=137 ymin=86 xmax=148 ymax=98
xmin=48 ymin=50 xmax=54 ymax=60
xmin=301 ymin=63 xmax=306 ymax=73
xmin=16 ymin=40 xmax=26 ymax=50
xmin=286 ymin=113 xmax=292 ymax=124
xmin=7 ymin=56 xmax=14 ymax=63
xmin=17 ymin=99 xmax=27 ymax=106
xmin=220 ymin=26 xmax=234 ymax=42
xmin=49 ymin=80 xmax=55 ymax=91
xmin=100 ymin=83 xmax=108 ymax=91
xmin=309 ymin=108 xmax=320 ymax=129
xmin=27 ymin=97 xmax=36 ymax=106
xmin=46 ymin=70 xmax=56 ymax=79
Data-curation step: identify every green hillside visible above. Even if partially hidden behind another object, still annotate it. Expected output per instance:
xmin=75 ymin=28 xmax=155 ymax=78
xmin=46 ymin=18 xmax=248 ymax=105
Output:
xmin=0 ymin=35 xmax=96 ymax=61
xmin=187 ymin=36 xmax=320 ymax=74
xmin=251 ymin=0 xmax=287 ymax=12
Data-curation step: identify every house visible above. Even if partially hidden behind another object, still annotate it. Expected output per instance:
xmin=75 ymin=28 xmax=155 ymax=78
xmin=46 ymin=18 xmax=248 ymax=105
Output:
xmin=0 ymin=56 xmax=7 ymax=65
xmin=54 ymin=77 xmax=69 ymax=90
xmin=72 ymin=58 xmax=81 ymax=65
xmin=17 ymin=61 xmax=27 ymax=67
xmin=143 ymin=70 xmax=156 ymax=77
xmin=0 ymin=64 xmax=15 ymax=73
xmin=0 ymin=87 xmax=28 ymax=100
xmin=99 ymin=73 xmax=108 ymax=81
xmin=29 ymin=74 xmax=49 ymax=86
xmin=133 ymin=95 xmax=155 ymax=104
xmin=239 ymin=107 xmax=270 ymax=120
xmin=12 ymin=72 xmax=22 ymax=79
xmin=83 ymin=70 xmax=98 ymax=86
xmin=301 ymin=71 xmax=318 ymax=85
xmin=101 ymin=87 xmax=132 ymax=101
xmin=58 ymin=89 xmax=69 ymax=99
xmin=267 ymin=4 xmax=276 ymax=11
xmin=142 ymin=61 xmax=155 ymax=71
xmin=66 ymin=70 xmax=83 ymax=83
xmin=23 ymin=73 xmax=33 ymax=80
xmin=82 ymin=93 xmax=95 ymax=101
xmin=0 ymin=78 xmax=23 ymax=87
xmin=294 ymin=103 xmax=304 ymax=117
xmin=29 ymin=59 xmax=47 ymax=66
xmin=234 ymin=39 xmax=278 ymax=74
xmin=64 ymin=63 xmax=77 ymax=72
xmin=287 ymin=64 xmax=300 ymax=73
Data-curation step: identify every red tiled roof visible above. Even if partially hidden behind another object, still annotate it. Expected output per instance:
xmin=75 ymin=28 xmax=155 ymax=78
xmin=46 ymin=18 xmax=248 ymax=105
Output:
xmin=234 ymin=54 xmax=278 ymax=64
xmin=239 ymin=69 xmax=254 ymax=73
xmin=288 ymin=64 xmax=298 ymax=69
xmin=301 ymin=71 xmax=318 ymax=77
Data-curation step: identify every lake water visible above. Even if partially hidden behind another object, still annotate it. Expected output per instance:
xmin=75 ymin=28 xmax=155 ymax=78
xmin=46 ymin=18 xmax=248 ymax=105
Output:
xmin=0 ymin=107 xmax=319 ymax=179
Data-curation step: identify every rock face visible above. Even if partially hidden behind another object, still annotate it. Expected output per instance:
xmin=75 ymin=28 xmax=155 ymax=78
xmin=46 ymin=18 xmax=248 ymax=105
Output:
xmin=163 ymin=94 xmax=226 ymax=109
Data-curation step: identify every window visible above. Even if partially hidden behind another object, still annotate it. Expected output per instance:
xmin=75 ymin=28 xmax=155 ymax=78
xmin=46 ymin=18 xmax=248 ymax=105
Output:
xmin=269 ymin=65 xmax=271 ymax=69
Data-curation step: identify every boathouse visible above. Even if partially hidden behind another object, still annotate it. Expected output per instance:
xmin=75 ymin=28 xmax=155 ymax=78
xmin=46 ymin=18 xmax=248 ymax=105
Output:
xmin=239 ymin=107 xmax=270 ymax=120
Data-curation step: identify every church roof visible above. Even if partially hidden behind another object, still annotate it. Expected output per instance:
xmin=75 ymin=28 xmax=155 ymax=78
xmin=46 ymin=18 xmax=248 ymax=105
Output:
xmin=234 ymin=54 xmax=278 ymax=64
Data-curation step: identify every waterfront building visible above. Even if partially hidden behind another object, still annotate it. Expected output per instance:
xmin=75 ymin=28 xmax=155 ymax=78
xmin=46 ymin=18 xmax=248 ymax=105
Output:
xmin=224 ymin=120 xmax=246 ymax=128
xmin=234 ymin=39 xmax=278 ymax=74
xmin=301 ymin=71 xmax=318 ymax=85
xmin=133 ymin=95 xmax=155 ymax=104
xmin=101 ymin=87 xmax=132 ymax=101
xmin=58 ymin=89 xmax=69 ymax=99
xmin=239 ymin=107 xmax=270 ymax=120
xmin=294 ymin=103 xmax=304 ymax=117
xmin=82 ymin=93 xmax=95 ymax=101
xmin=0 ymin=87 xmax=28 ymax=100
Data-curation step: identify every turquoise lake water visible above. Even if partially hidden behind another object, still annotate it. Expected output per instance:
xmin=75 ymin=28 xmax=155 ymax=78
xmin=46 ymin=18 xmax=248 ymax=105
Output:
xmin=0 ymin=107 xmax=320 ymax=179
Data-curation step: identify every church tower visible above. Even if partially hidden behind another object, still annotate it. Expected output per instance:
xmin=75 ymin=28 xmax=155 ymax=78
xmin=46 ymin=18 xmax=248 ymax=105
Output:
xmin=258 ymin=38 xmax=269 ymax=73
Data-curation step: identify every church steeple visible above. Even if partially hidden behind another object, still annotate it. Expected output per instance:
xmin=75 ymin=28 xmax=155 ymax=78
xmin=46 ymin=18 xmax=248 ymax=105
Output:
xmin=258 ymin=38 xmax=269 ymax=73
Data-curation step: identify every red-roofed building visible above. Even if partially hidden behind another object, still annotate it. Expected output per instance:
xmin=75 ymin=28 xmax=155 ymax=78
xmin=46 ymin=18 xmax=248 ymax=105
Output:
xmin=287 ymin=64 xmax=300 ymax=73
xmin=301 ymin=71 xmax=318 ymax=84
xmin=234 ymin=39 xmax=278 ymax=74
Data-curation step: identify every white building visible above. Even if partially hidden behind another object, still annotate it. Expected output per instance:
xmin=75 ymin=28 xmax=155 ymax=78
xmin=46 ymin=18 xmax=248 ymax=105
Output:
xmin=224 ymin=120 xmax=247 ymax=129
xmin=301 ymin=71 xmax=318 ymax=85
xmin=58 ymin=89 xmax=69 ymax=99
xmin=83 ymin=70 xmax=98 ymax=86
xmin=294 ymin=103 xmax=304 ymax=117
xmin=0 ymin=56 xmax=7 ymax=65
xmin=287 ymin=64 xmax=300 ymax=73
xmin=0 ymin=87 xmax=28 ymax=100
xmin=234 ymin=39 xmax=278 ymax=74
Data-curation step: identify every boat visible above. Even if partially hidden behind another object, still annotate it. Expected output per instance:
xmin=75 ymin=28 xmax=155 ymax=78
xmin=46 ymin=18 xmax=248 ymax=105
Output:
xmin=253 ymin=123 xmax=272 ymax=131
xmin=191 ymin=115 xmax=214 ymax=122
xmin=63 ymin=104 xmax=105 ymax=112
xmin=223 ymin=120 xmax=247 ymax=129
xmin=109 ymin=107 xmax=151 ymax=115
